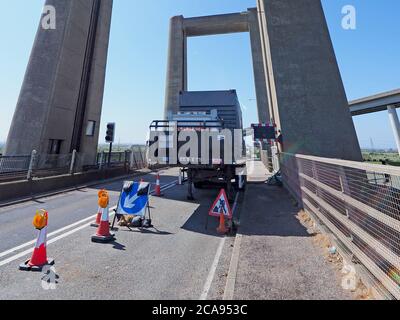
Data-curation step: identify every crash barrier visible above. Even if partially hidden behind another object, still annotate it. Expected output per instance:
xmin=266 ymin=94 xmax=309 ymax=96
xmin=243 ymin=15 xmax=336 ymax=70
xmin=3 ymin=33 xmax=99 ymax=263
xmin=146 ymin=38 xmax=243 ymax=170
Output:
xmin=280 ymin=152 xmax=400 ymax=299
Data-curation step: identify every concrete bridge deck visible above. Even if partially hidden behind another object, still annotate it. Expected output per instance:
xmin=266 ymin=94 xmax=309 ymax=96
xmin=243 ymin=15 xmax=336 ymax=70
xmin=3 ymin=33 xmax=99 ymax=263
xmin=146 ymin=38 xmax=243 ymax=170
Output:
xmin=0 ymin=163 xmax=355 ymax=300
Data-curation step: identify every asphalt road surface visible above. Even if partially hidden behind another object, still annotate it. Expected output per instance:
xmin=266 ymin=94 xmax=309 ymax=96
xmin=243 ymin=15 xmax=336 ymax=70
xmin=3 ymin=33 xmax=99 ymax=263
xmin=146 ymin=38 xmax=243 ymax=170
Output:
xmin=0 ymin=167 xmax=238 ymax=299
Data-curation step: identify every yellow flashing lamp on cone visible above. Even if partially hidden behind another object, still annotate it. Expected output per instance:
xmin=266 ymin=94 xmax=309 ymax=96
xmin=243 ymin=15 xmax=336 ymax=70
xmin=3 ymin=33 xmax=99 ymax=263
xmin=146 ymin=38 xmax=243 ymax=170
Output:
xmin=20 ymin=209 xmax=54 ymax=271
xmin=33 ymin=209 xmax=48 ymax=230
xmin=98 ymin=190 xmax=109 ymax=209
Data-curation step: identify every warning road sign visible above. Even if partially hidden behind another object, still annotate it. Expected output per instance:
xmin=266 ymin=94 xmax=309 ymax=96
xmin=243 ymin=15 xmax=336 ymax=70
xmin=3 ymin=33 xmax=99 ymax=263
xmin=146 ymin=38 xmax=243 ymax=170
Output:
xmin=209 ymin=189 xmax=232 ymax=219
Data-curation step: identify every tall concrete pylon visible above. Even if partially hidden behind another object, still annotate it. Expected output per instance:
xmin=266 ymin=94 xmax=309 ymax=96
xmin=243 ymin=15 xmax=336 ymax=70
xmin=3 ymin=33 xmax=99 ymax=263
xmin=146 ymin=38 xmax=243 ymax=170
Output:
xmin=5 ymin=0 xmax=113 ymax=166
xmin=164 ymin=9 xmax=271 ymax=124
xmin=257 ymin=0 xmax=362 ymax=160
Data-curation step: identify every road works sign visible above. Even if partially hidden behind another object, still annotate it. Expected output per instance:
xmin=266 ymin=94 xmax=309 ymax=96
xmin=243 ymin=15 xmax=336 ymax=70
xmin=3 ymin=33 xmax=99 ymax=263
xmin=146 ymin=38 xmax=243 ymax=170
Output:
xmin=117 ymin=181 xmax=150 ymax=217
xmin=209 ymin=189 xmax=232 ymax=218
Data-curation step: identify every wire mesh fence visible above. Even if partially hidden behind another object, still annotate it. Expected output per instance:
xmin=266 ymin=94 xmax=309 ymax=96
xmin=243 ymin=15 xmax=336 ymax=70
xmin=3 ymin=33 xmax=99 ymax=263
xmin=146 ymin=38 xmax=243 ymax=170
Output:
xmin=280 ymin=153 xmax=400 ymax=299
xmin=94 ymin=148 xmax=147 ymax=170
xmin=0 ymin=147 xmax=149 ymax=181
xmin=0 ymin=155 xmax=31 ymax=180
xmin=261 ymin=146 xmax=280 ymax=173
xmin=32 ymin=153 xmax=73 ymax=177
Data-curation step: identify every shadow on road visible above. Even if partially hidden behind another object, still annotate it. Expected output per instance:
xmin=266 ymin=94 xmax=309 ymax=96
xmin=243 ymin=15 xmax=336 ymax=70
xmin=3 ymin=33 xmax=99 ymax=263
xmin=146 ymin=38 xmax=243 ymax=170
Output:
xmin=238 ymin=184 xmax=311 ymax=237
xmin=89 ymin=173 xmax=179 ymax=193
xmin=118 ymin=228 xmax=173 ymax=236
xmin=111 ymin=240 xmax=126 ymax=251
xmin=179 ymin=185 xmax=239 ymax=238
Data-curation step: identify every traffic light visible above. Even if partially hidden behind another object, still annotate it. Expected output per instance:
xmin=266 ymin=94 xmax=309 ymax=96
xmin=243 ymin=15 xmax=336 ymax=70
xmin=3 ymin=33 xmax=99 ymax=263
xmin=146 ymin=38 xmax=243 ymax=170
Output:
xmin=105 ymin=123 xmax=115 ymax=143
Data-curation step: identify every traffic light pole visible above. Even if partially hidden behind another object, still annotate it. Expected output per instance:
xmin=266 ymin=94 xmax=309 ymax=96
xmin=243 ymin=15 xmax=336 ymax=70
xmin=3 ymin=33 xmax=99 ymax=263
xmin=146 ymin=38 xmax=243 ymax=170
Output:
xmin=108 ymin=142 xmax=113 ymax=167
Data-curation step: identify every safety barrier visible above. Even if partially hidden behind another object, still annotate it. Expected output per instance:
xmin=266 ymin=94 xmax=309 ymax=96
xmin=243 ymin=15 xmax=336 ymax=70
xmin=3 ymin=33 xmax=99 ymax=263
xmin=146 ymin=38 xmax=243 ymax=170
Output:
xmin=0 ymin=155 xmax=31 ymax=179
xmin=0 ymin=147 xmax=148 ymax=182
xmin=280 ymin=153 xmax=400 ymax=299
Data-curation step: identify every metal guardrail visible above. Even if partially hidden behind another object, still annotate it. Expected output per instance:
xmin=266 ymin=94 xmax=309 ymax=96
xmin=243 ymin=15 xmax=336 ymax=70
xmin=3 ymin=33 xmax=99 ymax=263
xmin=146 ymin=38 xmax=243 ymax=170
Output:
xmin=0 ymin=148 xmax=148 ymax=182
xmin=261 ymin=147 xmax=280 ymax=173
xmin=0 ymin=155 xmax=31 ymax=178
xmin=280 ymin=153 xmax=400 ymax=299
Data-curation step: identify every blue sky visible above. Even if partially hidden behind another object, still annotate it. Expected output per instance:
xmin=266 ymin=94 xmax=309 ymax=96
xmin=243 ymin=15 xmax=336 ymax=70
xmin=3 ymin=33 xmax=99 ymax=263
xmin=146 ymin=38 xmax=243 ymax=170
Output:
xmin=0 ymin=0 xmax=399 ymax=149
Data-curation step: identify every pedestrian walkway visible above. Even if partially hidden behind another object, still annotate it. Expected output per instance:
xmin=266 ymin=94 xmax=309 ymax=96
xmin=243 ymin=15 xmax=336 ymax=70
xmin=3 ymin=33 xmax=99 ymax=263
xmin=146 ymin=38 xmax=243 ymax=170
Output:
xmin=246 ymin=160 xmax=271 ymax=183
xmin=232 ymin=182 xmax=353 ymax=300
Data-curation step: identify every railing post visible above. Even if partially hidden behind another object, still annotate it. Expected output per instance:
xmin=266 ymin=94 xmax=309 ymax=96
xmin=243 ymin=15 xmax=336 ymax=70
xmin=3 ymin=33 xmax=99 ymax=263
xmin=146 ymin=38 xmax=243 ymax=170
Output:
xmin=69 ymin=149 xmax=77 ymax=175
xmin=311 ymin=160 xmax=321 ymax=202
xmin=124 ymin=150 xmax=129 ymax=171
xmin=129 ymin=148 xmax=135 ymax=170
xmin=99 ymin=152 xmax=104 ymax=170
xmin=140 ymin=149 xmax=145 ymax=168
xmin=27 ymin=150 xmax=37 ymax=180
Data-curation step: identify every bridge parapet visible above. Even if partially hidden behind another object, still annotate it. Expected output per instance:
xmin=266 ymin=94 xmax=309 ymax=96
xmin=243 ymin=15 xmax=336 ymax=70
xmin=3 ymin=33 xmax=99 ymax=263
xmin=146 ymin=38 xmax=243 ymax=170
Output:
xmin=281 ymin=152 xmax=400 ymax=300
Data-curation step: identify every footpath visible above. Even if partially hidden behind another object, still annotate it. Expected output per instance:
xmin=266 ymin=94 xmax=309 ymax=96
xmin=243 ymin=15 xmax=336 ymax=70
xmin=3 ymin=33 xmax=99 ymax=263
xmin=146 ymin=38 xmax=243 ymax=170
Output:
xmin=228 ymin=161 xmax=353 ymax=300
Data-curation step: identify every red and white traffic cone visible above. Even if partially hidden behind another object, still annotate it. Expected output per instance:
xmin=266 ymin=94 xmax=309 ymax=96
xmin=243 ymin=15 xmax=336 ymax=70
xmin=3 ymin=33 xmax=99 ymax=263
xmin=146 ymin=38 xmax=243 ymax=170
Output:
xmin=20 ymin=210 xmax=54 ymax=272
xmin=90 ymin=206 xmax=102 ymax=228
xmin=154 ymin=174 xmax=164 ymax=197
xmin=217 ymin=212 xmax=229 ymax=235
xmin=91 ymin=205 xmax=115 ymax=243
xmin=91 ymin=190 xmax=109 ymax=227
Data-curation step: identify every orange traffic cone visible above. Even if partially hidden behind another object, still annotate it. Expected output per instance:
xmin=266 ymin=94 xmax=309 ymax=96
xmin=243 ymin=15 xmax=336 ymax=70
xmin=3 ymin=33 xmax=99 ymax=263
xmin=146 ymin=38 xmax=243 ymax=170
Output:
xmin=90 ymin=206 xmax=102 ymax=228
xmin=91 ymin=190 xmax=108 ymax=228
xmin=154 ymin=174 xmax=163 ymax=197
xmin=20 ymin=210 xmax=54 ymax=271
xmin=92 ymin=206 xmax=115 ymax=243
xmin=217 ymin=212 xmax=229 ymax=234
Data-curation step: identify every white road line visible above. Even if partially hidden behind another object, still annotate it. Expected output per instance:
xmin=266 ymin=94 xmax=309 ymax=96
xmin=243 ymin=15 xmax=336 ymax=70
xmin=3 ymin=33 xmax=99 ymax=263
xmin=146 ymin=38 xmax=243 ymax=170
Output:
xmin=0 ymin=212 xmax=103 ymax=259
xmin=0 ymin=221 xmax=95 ymax=267
xmin=0 ymin=181 xmax=177 ymax=267
xmin=223 ymin=234 xmax=242 ymax=300
xmin=200 ymin=237 xmax=226 ymax=300
xmin=200 ymin=192 xmax=240 ymax=300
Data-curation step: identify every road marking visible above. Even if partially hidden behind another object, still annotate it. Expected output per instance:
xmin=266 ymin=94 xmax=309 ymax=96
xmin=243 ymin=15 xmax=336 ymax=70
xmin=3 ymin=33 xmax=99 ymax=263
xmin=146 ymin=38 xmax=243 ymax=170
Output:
xmin=0 ymin=212 xmax=106 ymax=259
xmin=200 ymin=237 xmax=226 ymax=300
xmin=200 ymin=192 xmax=240 ymax=300
xmin=223 ymin=233 xmax=242 ymax=300
xmin=0 ymin=221 xmax=95 ymax=267
xmin=0 ymin=181 xmax=178 ymax=267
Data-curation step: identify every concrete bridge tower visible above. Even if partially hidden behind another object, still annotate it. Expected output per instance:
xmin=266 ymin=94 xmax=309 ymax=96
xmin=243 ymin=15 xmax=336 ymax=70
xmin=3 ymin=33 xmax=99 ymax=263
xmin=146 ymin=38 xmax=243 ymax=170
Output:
xmin=4 ymin=0 xmax=113 ymax=166
xmin=257 ymin=0 xmax=362 ymax=160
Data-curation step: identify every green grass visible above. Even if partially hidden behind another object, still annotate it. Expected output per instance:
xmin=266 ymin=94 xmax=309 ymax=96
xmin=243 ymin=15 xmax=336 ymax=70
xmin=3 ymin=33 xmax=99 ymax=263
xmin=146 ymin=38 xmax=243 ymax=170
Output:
xmin=363 ymin=151 xmax=400 ymax=167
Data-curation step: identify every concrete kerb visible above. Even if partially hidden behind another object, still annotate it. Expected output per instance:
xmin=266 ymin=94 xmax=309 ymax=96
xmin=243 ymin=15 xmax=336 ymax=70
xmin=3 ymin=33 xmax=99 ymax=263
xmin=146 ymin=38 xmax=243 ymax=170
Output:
xmin=222 ymin=188 xmax=247 ymax=300
xmin=0 ymin=169 xmax=155 ymax=208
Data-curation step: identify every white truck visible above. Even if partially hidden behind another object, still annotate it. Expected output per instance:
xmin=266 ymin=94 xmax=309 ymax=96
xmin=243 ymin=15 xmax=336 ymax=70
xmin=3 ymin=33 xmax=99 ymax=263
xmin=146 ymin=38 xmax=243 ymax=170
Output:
xmin=148 ymin=90 xmax=247 ymax=200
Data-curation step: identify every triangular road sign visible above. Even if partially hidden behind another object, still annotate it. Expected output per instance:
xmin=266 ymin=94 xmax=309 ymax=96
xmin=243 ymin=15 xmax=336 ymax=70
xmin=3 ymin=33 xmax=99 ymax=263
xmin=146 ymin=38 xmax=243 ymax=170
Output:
xmin=209 ymin=189 xmax=232 ymax=218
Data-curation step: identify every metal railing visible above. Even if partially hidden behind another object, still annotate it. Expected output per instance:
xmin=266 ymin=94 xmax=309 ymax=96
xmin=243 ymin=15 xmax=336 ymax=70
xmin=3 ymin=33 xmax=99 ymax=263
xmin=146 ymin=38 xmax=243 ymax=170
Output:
xmin=0 ymin=154 xmax=32 ymax=179
xmin=0 ymin=147 xmax=148 ymax=182
xmin=280 ymin=153 xmax=400 ymax=299
xmin=261 ymin=146 xmax=280 ymax=173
